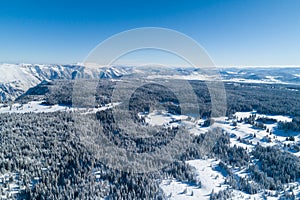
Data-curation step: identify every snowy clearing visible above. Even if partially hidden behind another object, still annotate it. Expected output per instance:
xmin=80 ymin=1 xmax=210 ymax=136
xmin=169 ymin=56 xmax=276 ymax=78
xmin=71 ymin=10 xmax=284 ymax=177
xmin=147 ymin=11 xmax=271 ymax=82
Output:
xmin=160 ymin=159 xmax=227 ymax=200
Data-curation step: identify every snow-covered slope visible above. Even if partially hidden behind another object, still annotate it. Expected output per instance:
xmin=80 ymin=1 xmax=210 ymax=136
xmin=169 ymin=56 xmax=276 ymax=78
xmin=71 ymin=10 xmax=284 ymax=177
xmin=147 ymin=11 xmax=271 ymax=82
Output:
xmin=1 ymin=63 xmax=300 ymax=101
xmin=0 ymin=63 xmax=82 ymax=101
xmin=0 ymin=64 xmax=130 ymax=101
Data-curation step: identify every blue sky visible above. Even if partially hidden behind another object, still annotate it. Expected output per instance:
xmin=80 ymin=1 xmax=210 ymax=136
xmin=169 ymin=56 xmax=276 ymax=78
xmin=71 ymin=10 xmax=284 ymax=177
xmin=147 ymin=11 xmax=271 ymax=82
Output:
xmin=0 ymin=0 xmax=300 ymax=66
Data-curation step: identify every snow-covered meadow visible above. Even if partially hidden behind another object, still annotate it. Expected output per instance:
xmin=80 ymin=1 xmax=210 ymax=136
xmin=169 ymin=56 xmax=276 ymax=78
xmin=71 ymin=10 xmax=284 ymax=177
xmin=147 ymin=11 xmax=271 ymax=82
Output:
xmin=142 ymin=109 xmax=300 ymax=199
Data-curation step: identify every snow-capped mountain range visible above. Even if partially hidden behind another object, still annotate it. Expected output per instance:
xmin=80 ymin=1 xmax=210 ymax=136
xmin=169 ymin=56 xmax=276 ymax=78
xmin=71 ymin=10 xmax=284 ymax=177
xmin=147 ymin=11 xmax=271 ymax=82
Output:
xmin=1 ymin=63 xmax=300 ymax=101
xmin=0 ymin=63 xmax=129 ymax=101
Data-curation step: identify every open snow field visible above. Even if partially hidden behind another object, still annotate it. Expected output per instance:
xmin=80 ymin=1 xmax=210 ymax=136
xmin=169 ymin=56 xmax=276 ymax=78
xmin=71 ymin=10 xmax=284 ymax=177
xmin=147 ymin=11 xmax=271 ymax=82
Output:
xmin=0 ymin=101 xmax=120 ymax=114
xmin=160 ymin=159 xmax=227 ymax=200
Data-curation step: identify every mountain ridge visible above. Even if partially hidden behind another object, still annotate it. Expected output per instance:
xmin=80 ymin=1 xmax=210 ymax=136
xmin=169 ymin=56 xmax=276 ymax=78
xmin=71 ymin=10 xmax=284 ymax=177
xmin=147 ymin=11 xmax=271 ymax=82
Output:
xmin=1 ymin=63 xmax=300 ymax=101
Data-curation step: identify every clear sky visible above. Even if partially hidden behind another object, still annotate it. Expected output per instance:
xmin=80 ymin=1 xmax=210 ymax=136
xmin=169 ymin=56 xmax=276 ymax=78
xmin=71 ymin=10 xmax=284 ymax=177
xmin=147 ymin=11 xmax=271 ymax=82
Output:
xmin=0 ymin=0 xmax=300 ymax=66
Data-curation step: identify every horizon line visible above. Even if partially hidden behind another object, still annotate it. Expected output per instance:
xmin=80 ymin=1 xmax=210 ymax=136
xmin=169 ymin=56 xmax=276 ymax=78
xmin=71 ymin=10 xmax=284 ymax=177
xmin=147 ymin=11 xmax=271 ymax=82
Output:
xmin=1 ymin=62 xmax=300 ymax=69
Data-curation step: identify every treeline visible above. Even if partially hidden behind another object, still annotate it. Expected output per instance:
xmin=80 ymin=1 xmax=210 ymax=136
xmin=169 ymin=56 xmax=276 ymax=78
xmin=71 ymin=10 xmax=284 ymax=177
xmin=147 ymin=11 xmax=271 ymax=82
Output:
xmin=252 ymin=146 xmax=300 ymax=185
xmin=222 ymin=145 xmax=300 ymax=195
xmin=278 ymin=117 xmax=300 ymax=132
xmin=17 ymin=80 xmax=300 ymax=120
xmin=223 ymin=82 xmax=300 ymax=117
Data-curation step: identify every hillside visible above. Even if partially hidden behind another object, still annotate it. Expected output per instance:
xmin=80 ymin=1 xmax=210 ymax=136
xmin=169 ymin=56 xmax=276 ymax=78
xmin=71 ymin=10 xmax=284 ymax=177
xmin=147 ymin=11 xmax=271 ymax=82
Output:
xmin=1 ymin=63 xmax=300 ymax=102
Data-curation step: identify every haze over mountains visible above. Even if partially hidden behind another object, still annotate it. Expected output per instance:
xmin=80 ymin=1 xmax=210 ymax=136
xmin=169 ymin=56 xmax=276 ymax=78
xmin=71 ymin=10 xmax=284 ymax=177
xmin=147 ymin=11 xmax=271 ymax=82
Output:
xmin=1 ymin=63 xmax=300 ymax=101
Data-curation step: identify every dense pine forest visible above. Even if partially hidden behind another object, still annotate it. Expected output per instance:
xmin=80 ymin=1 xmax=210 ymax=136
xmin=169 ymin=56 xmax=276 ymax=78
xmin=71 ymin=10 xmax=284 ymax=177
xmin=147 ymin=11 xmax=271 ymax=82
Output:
xmin=1 ymin=79 xmax=300 ymax=199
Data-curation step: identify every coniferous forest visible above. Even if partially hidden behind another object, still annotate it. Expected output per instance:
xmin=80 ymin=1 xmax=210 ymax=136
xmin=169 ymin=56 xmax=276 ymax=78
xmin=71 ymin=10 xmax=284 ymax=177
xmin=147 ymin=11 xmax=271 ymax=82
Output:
xmin=1 ymin=79 xmax=300 ymax=199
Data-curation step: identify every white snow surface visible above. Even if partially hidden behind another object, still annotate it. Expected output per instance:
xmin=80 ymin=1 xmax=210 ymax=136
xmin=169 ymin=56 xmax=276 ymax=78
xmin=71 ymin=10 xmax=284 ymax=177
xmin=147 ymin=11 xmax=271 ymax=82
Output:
xmin=0 ymin=101 xmax=119 ymax=114
xmin=160 ymin=159 xmax=227 ymax=200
